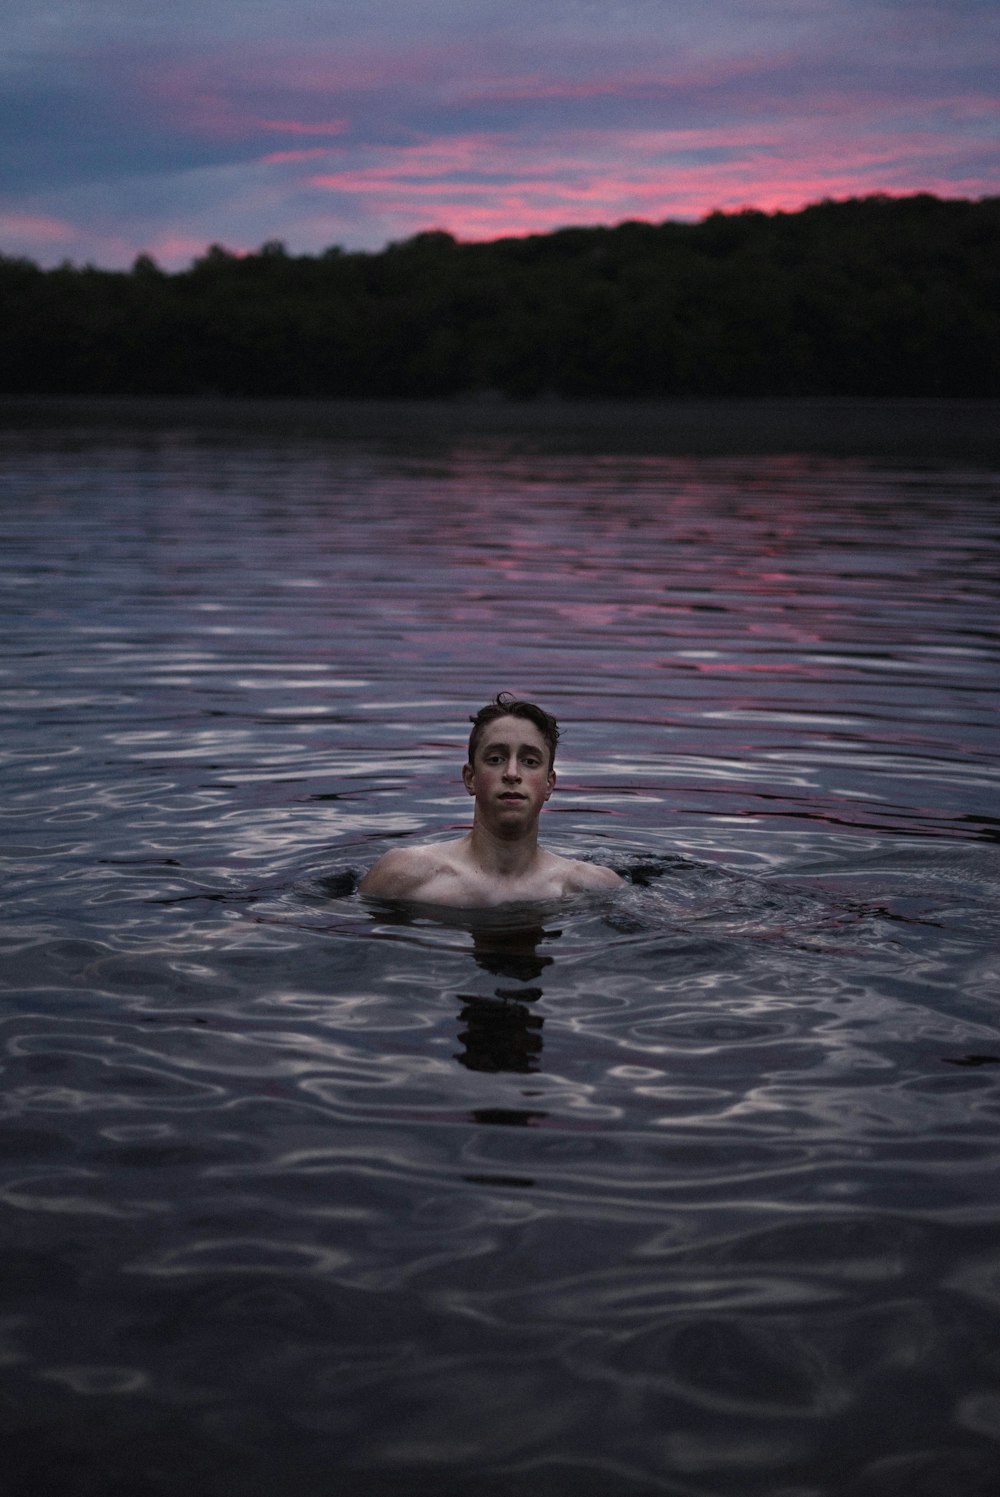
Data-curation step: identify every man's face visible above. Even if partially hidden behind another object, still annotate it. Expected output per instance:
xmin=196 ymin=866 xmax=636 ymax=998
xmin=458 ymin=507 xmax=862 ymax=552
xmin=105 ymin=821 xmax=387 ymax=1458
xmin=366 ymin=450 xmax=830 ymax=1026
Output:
xmin=462 ymin=715 xmax=555 ymax=823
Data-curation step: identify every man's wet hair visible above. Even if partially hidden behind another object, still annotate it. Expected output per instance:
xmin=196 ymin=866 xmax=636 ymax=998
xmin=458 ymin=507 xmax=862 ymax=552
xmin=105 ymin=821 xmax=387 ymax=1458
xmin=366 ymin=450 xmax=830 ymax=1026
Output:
xmin=467 ymin=692 xmax=560 ymax=770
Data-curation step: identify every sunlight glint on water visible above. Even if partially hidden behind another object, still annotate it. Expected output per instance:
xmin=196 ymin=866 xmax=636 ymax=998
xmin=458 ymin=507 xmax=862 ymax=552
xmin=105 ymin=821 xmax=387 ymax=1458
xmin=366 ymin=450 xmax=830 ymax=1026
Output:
xmin=1 ymin=410 xmax=999 ymax=1497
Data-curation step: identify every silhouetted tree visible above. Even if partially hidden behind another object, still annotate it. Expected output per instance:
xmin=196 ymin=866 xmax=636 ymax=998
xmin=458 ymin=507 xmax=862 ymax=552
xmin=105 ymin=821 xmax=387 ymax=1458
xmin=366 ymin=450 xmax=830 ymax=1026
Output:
xmin=1 ymin=195 xmax=997 ymax=398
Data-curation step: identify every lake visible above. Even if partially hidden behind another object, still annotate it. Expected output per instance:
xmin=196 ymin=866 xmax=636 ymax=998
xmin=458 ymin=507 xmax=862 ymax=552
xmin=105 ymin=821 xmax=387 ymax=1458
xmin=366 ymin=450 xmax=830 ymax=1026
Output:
xmin=2 ymin=398 xmax=999 ymax=1496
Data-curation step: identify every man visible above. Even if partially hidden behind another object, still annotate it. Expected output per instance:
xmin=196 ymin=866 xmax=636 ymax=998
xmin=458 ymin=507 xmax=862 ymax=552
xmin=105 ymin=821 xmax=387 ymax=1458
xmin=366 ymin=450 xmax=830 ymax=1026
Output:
xmin=359 ymin=692 xmax=623 ymax=907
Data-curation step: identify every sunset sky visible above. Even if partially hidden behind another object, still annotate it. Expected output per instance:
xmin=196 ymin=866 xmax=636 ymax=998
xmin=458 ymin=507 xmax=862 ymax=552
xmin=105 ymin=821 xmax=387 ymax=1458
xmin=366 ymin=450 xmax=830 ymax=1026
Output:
xmin=3 ymin=0 xmax=998 ymax=268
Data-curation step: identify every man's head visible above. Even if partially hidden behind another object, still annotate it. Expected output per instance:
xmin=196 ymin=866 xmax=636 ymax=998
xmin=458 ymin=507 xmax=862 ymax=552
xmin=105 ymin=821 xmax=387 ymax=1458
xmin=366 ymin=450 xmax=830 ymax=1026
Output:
xmin=467 ymin=692 xmax=560 ymax=772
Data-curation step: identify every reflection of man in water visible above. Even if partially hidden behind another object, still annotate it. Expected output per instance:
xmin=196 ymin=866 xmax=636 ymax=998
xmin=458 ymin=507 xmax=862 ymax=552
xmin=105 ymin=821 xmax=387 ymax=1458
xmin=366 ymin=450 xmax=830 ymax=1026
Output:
xmin=360 ymin=692 xmax=623 ymax=906
xmin=456 ymin=921 xmax=557 ymax=1075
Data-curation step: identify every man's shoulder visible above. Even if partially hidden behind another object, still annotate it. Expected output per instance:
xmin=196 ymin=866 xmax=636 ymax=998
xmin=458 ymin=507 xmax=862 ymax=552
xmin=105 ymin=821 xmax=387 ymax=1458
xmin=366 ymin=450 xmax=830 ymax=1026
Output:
xmin=358 ymin=841 xmax=464 ymax=899
xmin=547 ymin=852 xmax=624 ymax=894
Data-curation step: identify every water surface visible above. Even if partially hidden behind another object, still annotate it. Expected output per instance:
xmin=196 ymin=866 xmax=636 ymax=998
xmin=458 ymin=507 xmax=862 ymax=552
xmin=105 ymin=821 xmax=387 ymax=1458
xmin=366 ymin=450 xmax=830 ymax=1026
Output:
xmin=2 ymin=400 xmax=999 ymax=1496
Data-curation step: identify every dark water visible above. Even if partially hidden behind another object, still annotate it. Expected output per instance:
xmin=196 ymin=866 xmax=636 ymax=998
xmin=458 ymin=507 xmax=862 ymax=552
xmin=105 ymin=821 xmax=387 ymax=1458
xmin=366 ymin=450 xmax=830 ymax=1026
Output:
xmin=2 ymin=401 xmax=1000 ymax=1496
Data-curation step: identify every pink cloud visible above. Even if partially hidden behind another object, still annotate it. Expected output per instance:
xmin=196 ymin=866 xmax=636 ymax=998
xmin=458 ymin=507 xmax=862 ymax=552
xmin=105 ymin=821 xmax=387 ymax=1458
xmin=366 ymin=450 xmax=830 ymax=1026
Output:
xmin=127 ymin=62 xmax=243 ymax=137
xmin=124 ymin=43 xmax=464 ymax=134
xmin=256 ymin=118 xmax=349 ymax=135
xmin=448 ymin=50 xmax=797 ymax=106
xmin=262 ymin=148 xmax=339 ymax=165
xmin=0 ymin=211 xmax=76 ymax=245
xmin=300 ymin=119 xmax=996 ymax=243
xmin=296 ymin=98 xmax=997 ymax=243
xmin=147 ymin=231 xmax=240 ymax=262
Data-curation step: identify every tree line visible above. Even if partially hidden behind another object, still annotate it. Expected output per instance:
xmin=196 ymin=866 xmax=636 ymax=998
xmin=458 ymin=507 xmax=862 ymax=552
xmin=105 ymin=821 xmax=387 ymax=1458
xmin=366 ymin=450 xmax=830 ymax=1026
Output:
xmin=2 ymin=194 xmax=998 ymax=399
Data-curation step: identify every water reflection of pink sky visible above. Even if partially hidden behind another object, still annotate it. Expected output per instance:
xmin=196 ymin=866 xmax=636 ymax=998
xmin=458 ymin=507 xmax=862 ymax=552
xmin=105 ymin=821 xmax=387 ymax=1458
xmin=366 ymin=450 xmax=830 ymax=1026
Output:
xmin=98 ymin=431 xmax=995 ymax=847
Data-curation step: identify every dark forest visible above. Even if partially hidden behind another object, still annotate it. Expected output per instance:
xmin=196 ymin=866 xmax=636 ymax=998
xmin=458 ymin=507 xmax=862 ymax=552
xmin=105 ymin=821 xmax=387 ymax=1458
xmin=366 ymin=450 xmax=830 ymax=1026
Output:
xmin=2 ymin=194 xmax=998 ymax=399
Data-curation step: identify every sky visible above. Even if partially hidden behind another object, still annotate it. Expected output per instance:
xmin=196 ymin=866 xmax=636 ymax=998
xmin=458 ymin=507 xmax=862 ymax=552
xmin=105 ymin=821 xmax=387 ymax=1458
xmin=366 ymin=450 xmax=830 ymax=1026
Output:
xmin=2 ymin=0 xmax=998 ymax=269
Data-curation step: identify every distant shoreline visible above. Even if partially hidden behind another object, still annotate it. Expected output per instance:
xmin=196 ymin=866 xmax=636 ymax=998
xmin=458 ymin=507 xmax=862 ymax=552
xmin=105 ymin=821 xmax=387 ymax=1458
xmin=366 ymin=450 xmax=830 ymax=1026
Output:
xmin=2 ymin=395 xmax=998 ymax=461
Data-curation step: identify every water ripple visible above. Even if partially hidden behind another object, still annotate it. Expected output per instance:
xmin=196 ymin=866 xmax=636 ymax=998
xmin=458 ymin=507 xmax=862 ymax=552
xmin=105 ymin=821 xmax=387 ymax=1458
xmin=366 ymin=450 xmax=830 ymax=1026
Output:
xmin=2 ymin=414 xmax=1000 ymax=1495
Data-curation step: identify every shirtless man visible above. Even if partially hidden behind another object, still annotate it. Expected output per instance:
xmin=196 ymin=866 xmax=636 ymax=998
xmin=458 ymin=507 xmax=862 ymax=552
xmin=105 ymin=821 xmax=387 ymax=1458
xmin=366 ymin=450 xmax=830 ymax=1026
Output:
xmin=359 ymin=692 xmax=623 ymax=907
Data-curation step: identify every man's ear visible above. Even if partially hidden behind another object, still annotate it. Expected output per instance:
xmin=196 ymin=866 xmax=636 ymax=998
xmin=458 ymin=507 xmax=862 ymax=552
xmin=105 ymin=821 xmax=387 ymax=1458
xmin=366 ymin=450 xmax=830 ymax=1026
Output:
xmin=462 ymin=762 xmax=475 ymax=795
xmin=545 ymin=769 xmax=556 ymax=800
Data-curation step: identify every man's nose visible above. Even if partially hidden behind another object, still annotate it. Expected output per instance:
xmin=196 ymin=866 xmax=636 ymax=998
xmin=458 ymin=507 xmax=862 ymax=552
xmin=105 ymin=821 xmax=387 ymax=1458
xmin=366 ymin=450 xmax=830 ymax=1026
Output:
xmin=502 ymin=757 xmax=520 ymax=779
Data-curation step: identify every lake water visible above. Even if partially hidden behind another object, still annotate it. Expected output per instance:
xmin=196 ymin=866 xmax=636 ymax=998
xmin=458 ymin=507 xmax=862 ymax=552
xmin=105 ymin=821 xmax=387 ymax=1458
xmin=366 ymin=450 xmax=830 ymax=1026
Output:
xmin=2 ymin=399 xmax=1000 ymax=1496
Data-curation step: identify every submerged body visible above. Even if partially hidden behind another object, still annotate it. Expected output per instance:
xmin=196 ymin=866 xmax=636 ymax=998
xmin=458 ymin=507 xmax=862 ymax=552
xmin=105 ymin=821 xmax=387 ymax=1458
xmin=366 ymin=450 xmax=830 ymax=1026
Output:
xmin=360 ymin=695 xmax=622 ymax=908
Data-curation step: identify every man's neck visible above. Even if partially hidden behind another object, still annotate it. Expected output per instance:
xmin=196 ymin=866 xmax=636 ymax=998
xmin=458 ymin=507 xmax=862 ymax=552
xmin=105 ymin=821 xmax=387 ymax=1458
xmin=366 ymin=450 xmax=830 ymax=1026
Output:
xmin=466 ymin=820 xmax=543 ymax=879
